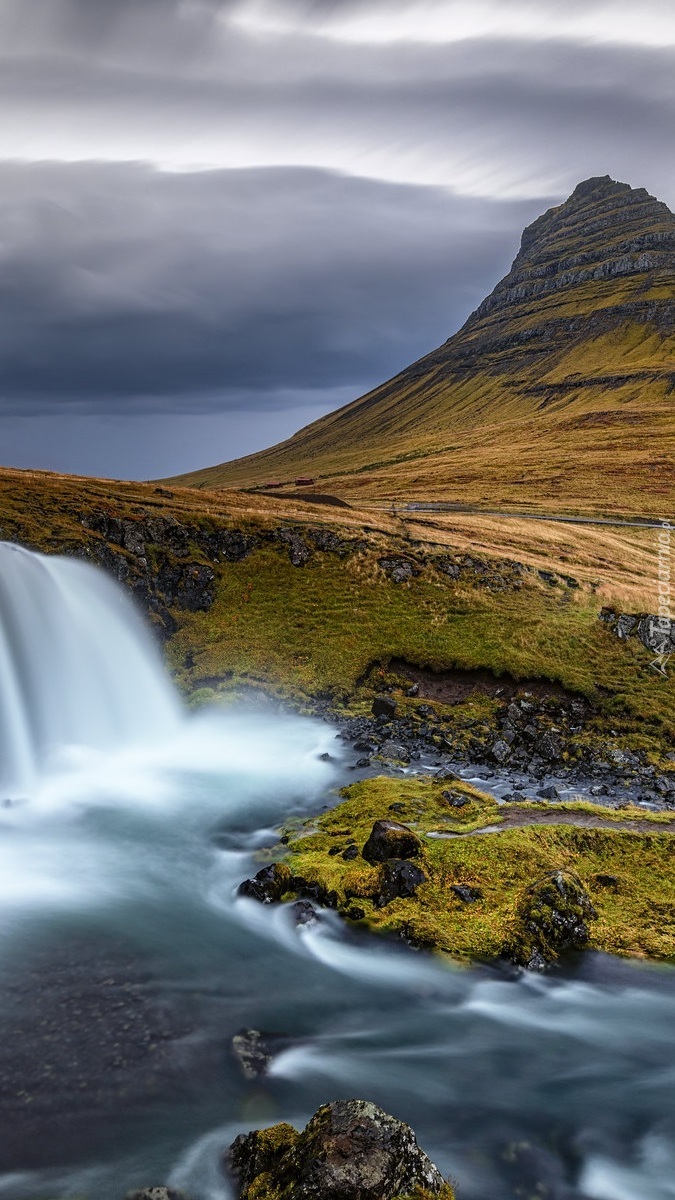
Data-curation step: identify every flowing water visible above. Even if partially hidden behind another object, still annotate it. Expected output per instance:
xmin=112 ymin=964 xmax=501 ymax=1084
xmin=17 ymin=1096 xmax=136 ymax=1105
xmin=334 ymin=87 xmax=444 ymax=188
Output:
xmin=0 ymin=544 xmax=674 ymax=1200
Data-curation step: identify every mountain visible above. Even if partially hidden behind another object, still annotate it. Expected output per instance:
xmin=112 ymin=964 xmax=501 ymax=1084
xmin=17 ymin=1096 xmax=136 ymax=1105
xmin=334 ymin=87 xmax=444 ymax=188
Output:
xmin=172 ymin=177 xmax=675 ymax=516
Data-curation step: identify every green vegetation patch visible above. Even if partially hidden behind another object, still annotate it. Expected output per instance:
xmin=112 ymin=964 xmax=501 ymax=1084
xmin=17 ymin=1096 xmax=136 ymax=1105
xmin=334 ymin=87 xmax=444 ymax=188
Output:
xmin=281 ymin=777 xmax=675 ymax=963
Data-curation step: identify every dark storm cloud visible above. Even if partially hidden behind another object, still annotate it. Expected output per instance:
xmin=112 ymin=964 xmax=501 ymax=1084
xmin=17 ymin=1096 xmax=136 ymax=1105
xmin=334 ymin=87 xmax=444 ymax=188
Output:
xmin=0 ymin=161 xmax=542 ymax=414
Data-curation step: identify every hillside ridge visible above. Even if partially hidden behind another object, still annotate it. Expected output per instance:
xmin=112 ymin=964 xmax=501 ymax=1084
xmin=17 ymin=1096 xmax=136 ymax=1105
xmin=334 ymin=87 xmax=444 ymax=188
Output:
xmin=170 ymin=175 xmax=675 ymax=515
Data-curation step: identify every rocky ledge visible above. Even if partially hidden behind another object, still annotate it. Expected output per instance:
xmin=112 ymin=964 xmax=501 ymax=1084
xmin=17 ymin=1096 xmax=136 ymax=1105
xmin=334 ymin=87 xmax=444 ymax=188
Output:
xmin=227 ymin=1099 xmax=454 ymax=1200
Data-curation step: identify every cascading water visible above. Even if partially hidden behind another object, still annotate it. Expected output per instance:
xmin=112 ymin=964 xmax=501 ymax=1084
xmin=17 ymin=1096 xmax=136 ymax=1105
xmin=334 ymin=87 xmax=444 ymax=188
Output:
xmin=0 ymin=542 xmax=180 ymax=794
xmin=0 ymin=544 xmax=674 ymax=1200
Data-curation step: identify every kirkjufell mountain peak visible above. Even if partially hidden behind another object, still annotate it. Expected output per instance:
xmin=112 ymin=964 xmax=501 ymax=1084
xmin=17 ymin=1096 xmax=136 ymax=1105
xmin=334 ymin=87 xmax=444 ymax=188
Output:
xmin=172 ymin=176 xmax=675 ymax=517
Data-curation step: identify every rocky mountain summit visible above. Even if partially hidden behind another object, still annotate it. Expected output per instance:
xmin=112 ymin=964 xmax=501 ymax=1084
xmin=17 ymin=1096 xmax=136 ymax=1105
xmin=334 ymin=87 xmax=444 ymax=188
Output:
xmin=175 ymin=175 xmax=675 ymax=515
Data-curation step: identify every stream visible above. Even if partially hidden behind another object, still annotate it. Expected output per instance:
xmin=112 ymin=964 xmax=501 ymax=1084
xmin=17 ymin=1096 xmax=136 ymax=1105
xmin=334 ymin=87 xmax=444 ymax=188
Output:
xmin=0 ymin=543 xmax=674 ymax=1200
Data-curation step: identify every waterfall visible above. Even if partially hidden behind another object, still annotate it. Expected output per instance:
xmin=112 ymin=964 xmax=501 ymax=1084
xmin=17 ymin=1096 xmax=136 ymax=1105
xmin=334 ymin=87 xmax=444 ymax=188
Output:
xmin=0 ymin=542 xmax=181 ymax=795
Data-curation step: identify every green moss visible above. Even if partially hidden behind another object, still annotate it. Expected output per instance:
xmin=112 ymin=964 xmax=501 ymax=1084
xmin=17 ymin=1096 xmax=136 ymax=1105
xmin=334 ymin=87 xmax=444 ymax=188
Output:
xmin=283 ymin=777 xmax=675 ymax=963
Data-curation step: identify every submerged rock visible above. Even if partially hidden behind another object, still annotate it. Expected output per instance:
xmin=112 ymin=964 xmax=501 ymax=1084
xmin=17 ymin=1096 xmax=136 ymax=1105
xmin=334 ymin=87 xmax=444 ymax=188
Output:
xmin=362 ymin=819 xmax=422 ymax=864
xmin=231 ymin=1028 xmax=291 ymax=1080
xmin=238 ymin=863 xmax=292 ymax=904
xmin=511 ymin=869 xmax=597 ymax=969
xmin=125 ymin=1189 xmax=190 ymax=1200
xmin=226 ymin=1098 xmax=454 ymax=1200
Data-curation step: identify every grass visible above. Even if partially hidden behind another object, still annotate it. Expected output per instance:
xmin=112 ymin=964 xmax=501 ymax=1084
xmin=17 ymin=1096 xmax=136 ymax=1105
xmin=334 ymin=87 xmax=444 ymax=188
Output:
xmin=1 ymin=465 xmax=674 ymax=759
xmin=280 ymin=776 xmax=675 ymax=963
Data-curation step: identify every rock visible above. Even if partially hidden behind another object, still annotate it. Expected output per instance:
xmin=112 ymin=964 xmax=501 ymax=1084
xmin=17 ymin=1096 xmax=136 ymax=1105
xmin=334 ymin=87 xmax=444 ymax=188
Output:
xmin=451 ymin=884 xmax=481 ymax=903
xmin=125 ymin=1190 xmax=189 ymax=1200
xmin=637 ymin=615 xmax=673 ymax=653
xmin=512 ymin=870 xmax=598 ymax=968
xmin=594 ymin=873 xmax=620 ymax=891
xmin=354 ymin=757 xmax=371 ymax=769
xmin=405 ymin=683 xmax=420 ymax=697
xmin=276 ymin=527 xmax=312 ymax=566
xmin=231 ymin=1029 xmax=290 ymax=1080
xmin=491 ymin=738 xmax=511 ymax=764
xmin=376 ymin=860 xmax=427 ymax=907
xmin=535 ymin=730 xmax=564 ymax=762
xmin=378 ymin=557 xmax=417 ymax=583
xmin=379 ymin=740 xmax=409 ymax=762
xmin=362 ymin=820 xmax=422 ymax=864
xmin=537 ymin=784 xmax=561 ymax=801
xmin=226 ymin=1099 xmax=452 ymax=1200
xmin=441 ymin=790 xmax=469 ymax=808
xmin=291 ymin=900 xmax=320 ymax=925
xmin=345 ymin=905 xmax=366 ymax=921
xmin=342 ymin=845 xmax=359 ymax=861
xmin=615 ymin=613 xmax=637 ymax=639
xmin=372 ymin=695 xmax=397 ymax=720
xmin=238 ymin=863 xmax=292 ymax=904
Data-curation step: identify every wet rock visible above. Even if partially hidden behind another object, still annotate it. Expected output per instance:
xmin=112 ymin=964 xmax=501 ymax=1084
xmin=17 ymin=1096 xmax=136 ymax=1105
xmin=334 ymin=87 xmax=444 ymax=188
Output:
xmin=226 ymin=1099 xmax=452 ymax=1200
xmin=379 ymin=740 xmax=409 ymax=762
xmin=372 ymin=695 xmax=397 ymax=720
xmin=362 ymin=820 xmax=422 ymax=864
xmin=231 ymin=1029 xmax=291 ymax=1080
xmin=353 ymin=756 xmax=371 ymax=769
xmin=537 ymin=784 xmax=562 ymax=801
xmin=491 ymin=738 xmax=511 ymax=764
xmin=451 ymin=884 xmax=482 ymax=903
xmin=125 ymin=1189 xmax=190 ymax=1200
xmin=376 ymin=860 xmax=427 ymax=907
xmin=344 ymin=905 xmax=366 ymax=921
xmin=512 ymin=870 xmax=597 ymax=968
xmin=291 ymin=900 xmax=321 ymax=925
xmin=238 ymin=863 xmax=292 ymax=904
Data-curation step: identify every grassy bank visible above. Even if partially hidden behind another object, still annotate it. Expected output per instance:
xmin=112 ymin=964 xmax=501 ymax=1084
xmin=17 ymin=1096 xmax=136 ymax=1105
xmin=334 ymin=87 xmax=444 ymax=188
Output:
xmin=279 ymin=776 xmax=675 ymax=963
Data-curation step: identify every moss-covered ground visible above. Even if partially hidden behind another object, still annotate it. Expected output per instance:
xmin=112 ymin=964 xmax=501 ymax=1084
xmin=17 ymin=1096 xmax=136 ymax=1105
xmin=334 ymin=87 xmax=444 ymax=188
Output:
xmin=279 ymin=776 xmax=675 ymax=963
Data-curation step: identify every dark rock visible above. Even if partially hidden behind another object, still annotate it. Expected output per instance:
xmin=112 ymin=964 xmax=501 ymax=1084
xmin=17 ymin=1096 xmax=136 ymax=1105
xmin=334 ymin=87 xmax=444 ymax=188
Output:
xmin=342 ymin=844 xmax=359 ymax=861
xmin=379 ymin=740 xmax=409 ymax=762
xmin=231 ymin=1029 xmax=291 ymax=1080
xmin=535 ymin=730 xmax=564 ymax=762
xmin=405 ymin=683 xmax=420 ymax=697
xmin=354 ymin=757 xmax=371 ymax=769
xmin=376 ymin=860 xmax=427 ymax=907
xmin=125 ymin=1189 xmax=190 ymax=1200
xmin=491 ymin=738 xmax=511 ymax=764
xmin=451 ymin=884 xmax=482 ymax=903
xmin=226 ymin=1099 xmax=451 ymax=1200
xmin=238 ymin=863 xmax=292 ymax=904
xmin=328 ymin=845 xmax=343 ymax=856
xmin=388 ymin=802 xmax=406 ymax=813
xmin=378 ymin=557 xmax=417 ymax=583
xmin=275 ymin=527 xmax=312 ymax=566
xmin=594 ymin=873 xmax=620 ymax=891
xmin=353 ymin=739 xmax=375 ymax=752
xmin=615 ymin=613 xmax=637 ymax=640
xmin=537 ymin=784 xmax=562 ymax=801
xmin=362 ymin=820 xmax=422 ymax=864
xmin=512 ymin=869 xmax=598 ymax=967
xmin=292 ymin=900 xmax=320 ymax=925
xmin=441 ymin=789 xmax=469 ymax=808
xmin=372 ymin=695 xmax=397 ymax=720
xmin=344 ymin=905 xmax=366 ymax=921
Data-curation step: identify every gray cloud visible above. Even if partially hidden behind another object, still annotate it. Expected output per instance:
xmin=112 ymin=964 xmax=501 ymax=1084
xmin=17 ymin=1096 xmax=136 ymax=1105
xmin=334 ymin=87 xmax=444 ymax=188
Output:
xmin=0 ymin=161 xmax=541 ymax=414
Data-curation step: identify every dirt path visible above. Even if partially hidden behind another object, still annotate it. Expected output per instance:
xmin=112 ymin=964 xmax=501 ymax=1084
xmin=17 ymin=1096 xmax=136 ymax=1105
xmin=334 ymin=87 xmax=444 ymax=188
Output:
xmin=398 ymin=504 xmax=665 ymax=530
xmin=437 ymin=807 xmax=675 ymax=837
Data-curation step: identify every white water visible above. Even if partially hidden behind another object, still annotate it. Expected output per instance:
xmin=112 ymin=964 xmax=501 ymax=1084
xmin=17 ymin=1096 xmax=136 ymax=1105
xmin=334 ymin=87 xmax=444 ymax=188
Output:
xmin=0 ymin=545 xmax=674 ymax=1200
xmin=0 ymin=542 xmax=180 ymax=795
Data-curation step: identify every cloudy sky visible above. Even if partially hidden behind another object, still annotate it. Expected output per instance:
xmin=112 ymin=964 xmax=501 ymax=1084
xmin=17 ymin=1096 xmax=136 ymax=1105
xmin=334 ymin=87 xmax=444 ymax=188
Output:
xmin=1 ymin=0 xmax=675 ymax=479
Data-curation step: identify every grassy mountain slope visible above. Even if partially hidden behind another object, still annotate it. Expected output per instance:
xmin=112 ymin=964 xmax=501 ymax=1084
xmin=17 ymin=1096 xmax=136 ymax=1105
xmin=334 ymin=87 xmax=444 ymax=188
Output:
xmin=171 ymin=177 xmax=675 ymax=516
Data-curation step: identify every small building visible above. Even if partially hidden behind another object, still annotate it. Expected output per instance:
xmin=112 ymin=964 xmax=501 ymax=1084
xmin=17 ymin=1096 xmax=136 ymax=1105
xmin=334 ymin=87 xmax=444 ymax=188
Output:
xmin=295 ymin=476 xmax=316 ymax=486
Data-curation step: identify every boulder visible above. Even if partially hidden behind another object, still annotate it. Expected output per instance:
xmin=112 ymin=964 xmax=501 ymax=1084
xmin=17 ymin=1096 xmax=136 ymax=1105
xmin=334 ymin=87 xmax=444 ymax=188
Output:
xmin=238 ymin=863 xmax=293 ymax=904
xmin=511 ymin=869 xmax=597 ymax=969
xmin=226 ymin=1099 xmax=453 ymax=1200
xmin=372 ymin=695 xmax=397 ymax=720
xmin=376 ymin=860 xmax=427 ymax=907
xmin=535 ymin=730 xmax=564 ymax=762
xmin=362 ymin=820 xmax=422 ymax=864
xmin=491 ymin=738 xmax=511 ymax=764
